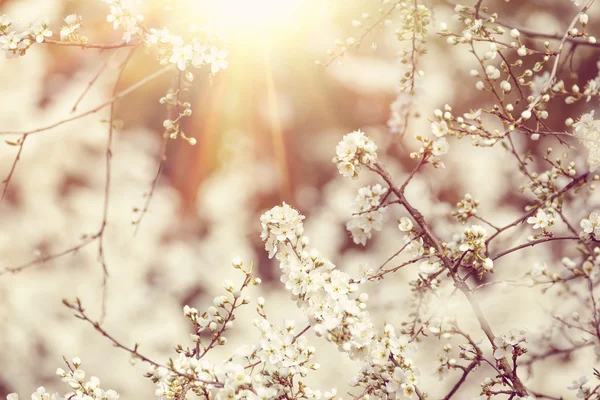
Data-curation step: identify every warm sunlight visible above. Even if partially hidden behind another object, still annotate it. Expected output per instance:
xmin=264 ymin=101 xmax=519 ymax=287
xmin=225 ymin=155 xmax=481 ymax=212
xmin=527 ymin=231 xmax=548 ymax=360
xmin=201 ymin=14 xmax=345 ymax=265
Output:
xmin=192 ymin=0 xmax=303 ymax=38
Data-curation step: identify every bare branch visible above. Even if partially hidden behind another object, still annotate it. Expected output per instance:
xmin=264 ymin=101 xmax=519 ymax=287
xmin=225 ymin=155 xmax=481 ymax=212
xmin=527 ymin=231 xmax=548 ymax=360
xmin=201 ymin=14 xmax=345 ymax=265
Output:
xmin=72 ymin=51 xmax=120 ymax=112
xmin=1 ymin=133 xmax=28 ymax=201
xmin=43 ymin=39 xmax=138 ymax=49
xmin=0 ymin=65 xmax=173 ymax=137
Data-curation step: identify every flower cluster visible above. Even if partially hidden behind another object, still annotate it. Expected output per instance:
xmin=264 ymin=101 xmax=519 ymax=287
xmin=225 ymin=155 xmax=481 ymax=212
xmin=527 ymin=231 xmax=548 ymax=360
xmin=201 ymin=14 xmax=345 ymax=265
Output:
xmin=147 ymin=264 xmax=258 ymax=398
xmin=0 ymin=16 xmax=52 ymax=58
xmin=6 ymin=0 xmax=600 ymax=399
xmin=260 ymin=203 xmax=422 ymax=398
xmin=332 ymin=130 xmax=378 ymax=178
xmin=142 ymin=259 xmax=325 ymax=400
xmin=410 ymin=135 xmax=450 ymax=168
xmin=145 ymin=28 xmax=228 ymax=74
xmin=7 ymin=358 xmax=120 ymax=400
xmin=526 ymin=168 xmax=564 ymax=204
xmin=452 ymin=193 xmax=479 ymax=224
xmin=526 ymin=208 xmax=555 ymax=232
xmin=573 ymin=111 xmax=600 ymax=172
xmin=427 ymin=105 xmax=500 ymax=146
xmin=580 ymin=212 xmax=600 ymax=241
xmin=102 ymin=0 xmax=144 ymax=43
xmin=346 ymin=184 xmax=388 ymax=245
xmin=143 ymin=26 xmax=228 ymax=144
xmin=433 ymin=343 xmax=455 ymax=381
xmin=387 ymin=2 xmax=430 ymax=137
xmin=458 ymin=225 xmax=488 ymax=253
xmin=568 ymin=376 xmax=591 ymax=399
xmin=455 ymin=225 xmax=493 ymax=273
xmin=250 ymin=316 xmax=329 ymax=398
xmin=1 ymin=2 xmax=227 ymax=147
xmin=492 ymin=330 xmax=526 ymax=359
xmin=436 ymin=2 xmax=598 ymax=156
xmin=59 ymin=14 xmax=86 ymax=43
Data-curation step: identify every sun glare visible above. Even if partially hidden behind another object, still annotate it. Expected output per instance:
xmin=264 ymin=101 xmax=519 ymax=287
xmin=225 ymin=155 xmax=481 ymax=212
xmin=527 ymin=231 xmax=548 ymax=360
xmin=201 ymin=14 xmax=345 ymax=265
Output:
xmin=194 ymin=0 xmax=302 ymax=38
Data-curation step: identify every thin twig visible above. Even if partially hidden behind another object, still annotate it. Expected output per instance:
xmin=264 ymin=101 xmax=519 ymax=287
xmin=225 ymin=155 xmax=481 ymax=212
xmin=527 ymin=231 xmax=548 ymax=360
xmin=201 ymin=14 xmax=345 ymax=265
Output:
xmin=0 ymin=65 xmax=173 ymax=136
xmin=0 ymin=54 xmax=161 ymax=284
xmin=323 ymin=0 xmax=404 ymax=67
xmin=1 ymin=133 xmax=28 ymax=201
xmin=132 ymin=71 xmax=181 ymax=234
xmin=97 ymin=48 xmax=136 ymax=323
xmin=63 ymin=298 xmax=220 ymax=386
xmin=373 ymin=161 xmax=529 ymax=396
xmin=43 ymin=39 xmax=138 ymax=49
xmin=72 ymin=51 xmax=119 ymax=112
xmin=444 ymin=0 xmax=600 ymax=48
xmin=491 ymin=236 xmax=580 ymax=261
xmin=0 ymin=236 xmax=98 ymax=275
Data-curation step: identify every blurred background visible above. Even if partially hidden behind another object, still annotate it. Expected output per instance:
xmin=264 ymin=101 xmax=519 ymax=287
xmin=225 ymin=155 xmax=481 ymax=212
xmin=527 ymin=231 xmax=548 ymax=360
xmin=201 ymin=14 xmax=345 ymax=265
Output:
xmin=0 ymin=0 xmax=599 ymax=398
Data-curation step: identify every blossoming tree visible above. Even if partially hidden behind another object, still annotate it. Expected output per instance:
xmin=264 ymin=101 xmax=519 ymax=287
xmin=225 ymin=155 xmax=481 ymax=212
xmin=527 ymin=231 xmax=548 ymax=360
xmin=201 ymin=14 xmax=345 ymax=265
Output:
xmin=1 ymin=0 xmax=600 ymax=399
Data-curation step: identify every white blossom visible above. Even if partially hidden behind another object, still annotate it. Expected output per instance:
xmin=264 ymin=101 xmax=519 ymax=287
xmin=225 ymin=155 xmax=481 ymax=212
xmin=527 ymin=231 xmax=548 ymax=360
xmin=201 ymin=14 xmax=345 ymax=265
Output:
xmin=527 ymin=209 xmax=554 ymax=230
xmin=573 ymin=111 xmax=600 ymax=171
xmin=332 ymin=130 xmax=378 ymax=178
xmin=580 ymin=211 xmax=600 ymax=240
xmin=347 ymin=185 xmax=388 ymax=245
xmin=567 ymin=376 xmax=589 ymax=398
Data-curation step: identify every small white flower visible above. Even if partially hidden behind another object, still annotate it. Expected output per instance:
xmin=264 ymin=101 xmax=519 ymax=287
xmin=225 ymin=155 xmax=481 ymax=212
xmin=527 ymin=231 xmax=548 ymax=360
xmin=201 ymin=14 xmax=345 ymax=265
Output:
xmin=420 ymin=260 xmax=440 ymax=274
xmin=64 ymin=14 xmax=78 ymax=24
xmin=567 ymin=376 xmax=589 ymax=398
xmin=398 ymin=217 xmax=413 ymax=232
xmin=464 ymin=109 xmax=482 ymax=120
xmin=205 ymin=47 xmax=228 ymax=74
xmin=580 ymin=211 xmax=600 ymax=238
xmin=573 ymin=111 xmax=600 ymax=171
xmin=333 ymin=130 xmax=378 ymax=178
xmin=431 ymin=120 xmax=449 ymax=137
xmin=527 ymin=209 xmax=553 ymax=230
xmin=482 ymin=258 xmax=493 ymax=271
xmin=530 ymin=262 xmax=547 ymax=277
xmin=493 ymin=336 xmax=513 ymax=359
xmin=500 ymin=80 xmax=511 ymax=92
xmin=432 ymin=137 xmax=449 ymax=156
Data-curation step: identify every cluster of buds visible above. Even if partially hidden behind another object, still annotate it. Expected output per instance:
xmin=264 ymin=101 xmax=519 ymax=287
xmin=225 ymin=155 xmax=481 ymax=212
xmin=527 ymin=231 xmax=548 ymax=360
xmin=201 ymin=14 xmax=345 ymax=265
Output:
xmin=410 ymin=135 xmax=449 ymax=168
xmin=332 ymin=130 xmax=378 ymax=178
xmin=161 ymin=91 xmax=196 ymax=145
xmin=0 ymin=15 xmax=52 ymax=58
xmin=452 ymin=193 xmax=479 ymax=224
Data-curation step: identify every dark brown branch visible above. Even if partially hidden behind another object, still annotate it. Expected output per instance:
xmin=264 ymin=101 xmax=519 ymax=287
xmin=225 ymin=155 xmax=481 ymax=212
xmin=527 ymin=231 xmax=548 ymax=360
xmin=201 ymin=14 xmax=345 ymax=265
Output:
xmin=474 ymin=0 xmax=484 ymax=19
xmin=521 ymin=342 xmax=594 ymax=368
xmin=373 ymin=161 xmax=529 ymax=396
xmin=491 ymin=236 xmax=580 ymax=261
